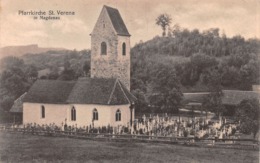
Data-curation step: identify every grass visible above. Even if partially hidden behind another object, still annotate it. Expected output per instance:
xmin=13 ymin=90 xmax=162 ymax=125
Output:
xmin=0 ymin=132 xmax=259 ymax=163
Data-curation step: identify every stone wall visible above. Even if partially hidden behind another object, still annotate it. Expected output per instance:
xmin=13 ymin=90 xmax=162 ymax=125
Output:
xmin=91 ymin=7 xmax=131 ymax=90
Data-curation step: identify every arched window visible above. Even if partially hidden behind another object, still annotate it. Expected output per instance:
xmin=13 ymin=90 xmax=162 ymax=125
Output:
xmin=122 ymin=43 xmax=126 ymax=56
xmin=71 ymin=106 xmax=76 ymax=121
xmin=101 ymin=42 xmax=107 ymax=55
xmin=115 ymin=109 xmax=121 ymax=121
xmin=41 ymin=105 xmax=45 ymax=118
xmin=93 ymin=108 xmax=98 ymax=121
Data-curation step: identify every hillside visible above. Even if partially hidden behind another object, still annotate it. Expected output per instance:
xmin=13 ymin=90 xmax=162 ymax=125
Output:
xmin=131 ymin=30 xmax=260 ymax=93
xmin=0 ymin=44 xmax=67 ymax=59
xmin=0 ymin=27 xmax=259 ymax=114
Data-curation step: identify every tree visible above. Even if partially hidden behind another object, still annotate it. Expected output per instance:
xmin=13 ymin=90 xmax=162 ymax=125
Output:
xmin=239 ymin=59 xmax=260 ymax=90
xmin=190 ymin=52 xmax=218 ymax=72
xmin=202 ymin=67 xmax=224 ymax=116
xmin=131 ymin=89 xmax=148 ymax=113
xmin=0 ymin=67 xmax=30 ymax=98
xmin=58 ymin=60 xmax=76 ymax=80
xmin=48 ymin=66 xmax=59 ymax=80
xmin=148 ymin=63 xmax=183 ymax=113
xmin=156 ymin=14 xmax=172 ymax=37
xmin=0 ymin=65 xmax=31 ymax=115
xmin=172 ymin=24 xmax=181 ymax=37
xmin=83 ymin=61 xmax=90 ymax=77
xmin=220 ymin=64 xmax=240 ymax=88
xmin=0 ymin=95 xmax=15 ymax=112
xmin=202 ymin=91 xmax=224 ymax=116
xmin=235 ymin=98 xmax=259 ymax=139
xmin=25 ymin=64 xmax=38 ymax=79
xmin=58 ymin=69 xmax=76 ymax=81
xmin=0 ymin=56 xmax=24 ymax=70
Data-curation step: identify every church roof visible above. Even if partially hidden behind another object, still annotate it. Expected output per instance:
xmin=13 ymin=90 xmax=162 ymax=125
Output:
xmin=183 ymin=90 xmax=260 ymax=106
xmin=23 ymin=80 xmax=75 ymax=104
xmin=23 ymin=78 xmax=136 ymax=105
xmin=104 ymin=5 xmax=131 ymax=36
xmin=10 ymin=92 xmax=27 ymax=113
xmin=221 ymin=90 xmax=260 ymax=105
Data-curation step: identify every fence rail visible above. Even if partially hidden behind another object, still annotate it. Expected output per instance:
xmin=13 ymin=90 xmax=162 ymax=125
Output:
xmin=0 ymin=126 xmax=258 ymax=150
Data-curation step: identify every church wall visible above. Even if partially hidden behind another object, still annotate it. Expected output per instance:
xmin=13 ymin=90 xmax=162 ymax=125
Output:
xmin=108 ymin=104 xmax=131 ymax=126
xmin=70 ymin=104 xmax=111 ymax=127
xmin=23 ymin=102 xmax=132 ymax=127
xmin=23 ymin=102 xmax=68 ymax=125
xmin=71 ymin=104 xmax=130 ymax=127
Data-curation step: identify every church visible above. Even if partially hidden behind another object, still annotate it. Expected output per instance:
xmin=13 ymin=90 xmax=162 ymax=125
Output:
xmin=22 ymin=5 xmax=136 ymax=127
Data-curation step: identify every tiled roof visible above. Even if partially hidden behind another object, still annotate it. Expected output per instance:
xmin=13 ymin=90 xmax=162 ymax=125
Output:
xmin=23 ymin=78 xmax=136 ymax=105
xmin=183 ymin=92 xmax=209 ymax=104
xmin=222 ymin=90 xmax=260 ymax=105
xmin=10 ymin=92 xmax=27 ymax=113
xmin=23 ymin=80 xmax=75 ymax=104
xmin=67 ymin=78 xmax=116 ymax=104
xmin=183 ymin=90 xmax=260 ymax=106
xmin=104 ymin=5 xmax=131 ymax=36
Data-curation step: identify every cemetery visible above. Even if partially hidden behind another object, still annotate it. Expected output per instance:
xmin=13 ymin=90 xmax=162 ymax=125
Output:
xmin=1 ymin=112 xmax=258 ymax=150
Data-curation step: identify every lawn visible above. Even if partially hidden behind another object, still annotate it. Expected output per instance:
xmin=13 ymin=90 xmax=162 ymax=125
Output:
xmin=0 ymin=132 xmax=258 ymax=163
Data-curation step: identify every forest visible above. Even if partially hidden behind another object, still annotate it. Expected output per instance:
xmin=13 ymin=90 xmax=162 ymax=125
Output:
xmin=0 ymin=26 xmax=259 ymax=118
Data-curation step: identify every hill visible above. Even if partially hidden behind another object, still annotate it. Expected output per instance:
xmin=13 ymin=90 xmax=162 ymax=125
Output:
xmin=0 ymin=44 xmax=67 ymax=59
xmin=131 ymin=29 xmax=260 ymax=93
xmin=129 ymin=28 xmax=260 ymax=112
xmin=0 ymin=27 xmax=259 ymax=114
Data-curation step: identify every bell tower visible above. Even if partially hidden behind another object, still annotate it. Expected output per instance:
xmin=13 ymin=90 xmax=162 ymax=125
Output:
xmin=90 ymin=5 xmax=131 ymax=90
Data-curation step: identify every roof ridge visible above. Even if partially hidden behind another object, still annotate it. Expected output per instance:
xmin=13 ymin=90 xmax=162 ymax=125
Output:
xmin=223 ymin=90 xmax=259 ymax=93
xmin=103 ymin=5 xmax=118 ymax=10
xmin=118 ymin=80 xmax=137 ymax=101
xmin=66 ymin=80 xmax=82 ymax=103
xmin=14 ymin=92 xmax=27 ymax=103
xmin=184 ymin=92 xmax=210 ymax=94
xmin=107 ymin=78 xmax=118 ymax=105
xmin=104 ymin=5 xmax=131 ymax=36
xmin=117 ymin=80 xmax=131 ymax=104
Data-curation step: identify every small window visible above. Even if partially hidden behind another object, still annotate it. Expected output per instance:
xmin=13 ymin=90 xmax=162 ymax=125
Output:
xmin=103 ymin=23 xmax=105 ymax=28
xmin=41 ymin=105 xmax=45 ymax=118
xmin=93 ymin=108 xmax=98 ymax=121
xmin=71 ymin=106 xmax=76 ymax=121
xmin=122 ymin=43 xmax=126 ymax=56
xmin=115 ymin=109 xmax=121 ymax=121
xmin=101 ymin=42 xmax=107 ymax=55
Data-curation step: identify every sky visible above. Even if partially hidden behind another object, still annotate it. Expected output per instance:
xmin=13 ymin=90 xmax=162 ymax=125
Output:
xmin=0 ymin=0 xmax=259 ymax=50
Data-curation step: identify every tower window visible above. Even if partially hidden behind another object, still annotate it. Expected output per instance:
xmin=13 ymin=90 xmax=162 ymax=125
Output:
xmin=103 ymin=23 xmax=105 ymax=28
xmin=115 ymin=109 xmax=121 ymax=121
xmin=93 ymin=108 xmax=98 ymax=121
xmin=101 ymin=42 xmax=107 ymax=55
xmin=71 ymin=106 xmax=76 ymax=121
xmin=122 ymin=43 xmax=126 ymax=56
xmin=41 ymin=105 xmax=45 ymax=118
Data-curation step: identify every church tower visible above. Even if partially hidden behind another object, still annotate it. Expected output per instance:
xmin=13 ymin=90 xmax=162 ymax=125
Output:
xmin=90 ymin=5 xmax=131 ymax=90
